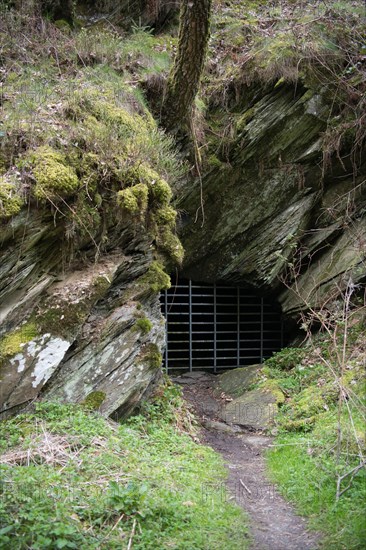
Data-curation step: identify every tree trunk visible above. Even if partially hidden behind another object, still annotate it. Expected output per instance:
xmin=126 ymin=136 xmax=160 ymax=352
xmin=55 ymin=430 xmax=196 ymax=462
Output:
xmin=161 ymin=0 xmax=212 ymax=138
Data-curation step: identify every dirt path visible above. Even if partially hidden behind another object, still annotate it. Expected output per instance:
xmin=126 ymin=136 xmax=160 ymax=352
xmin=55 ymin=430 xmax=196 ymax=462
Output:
xmin=175 ymin=373 xmax=320 ymax=550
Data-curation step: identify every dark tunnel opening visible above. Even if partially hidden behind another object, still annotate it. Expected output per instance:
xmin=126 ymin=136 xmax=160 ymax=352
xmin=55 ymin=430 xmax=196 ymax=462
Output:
xmin=160 ymin=276 xmax=288 ymax=374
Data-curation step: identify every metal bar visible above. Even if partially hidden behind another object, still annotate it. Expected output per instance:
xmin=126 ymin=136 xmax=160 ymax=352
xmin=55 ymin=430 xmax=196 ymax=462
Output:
xmin=189 ymin=279 xmax=192 ymax=372
xmin=237 ymin=287 xmax=240 ymax=367
xmin=162 ymin=278 xmax=284 ymax=374
xmin=164 ymin=289 xmax=168 ymax=372
xmin=260 ymin=297 xmax=264 ymax=362
xmin=214 ymin=283 xmax=217 ymax=373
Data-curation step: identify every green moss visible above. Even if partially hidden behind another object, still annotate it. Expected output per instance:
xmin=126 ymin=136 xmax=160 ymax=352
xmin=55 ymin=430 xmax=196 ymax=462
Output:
xmin=28 ymin=146 xmax=79 ymax=201
xmin=66 ymin=192 xmax=101 ymax=238
xmin=279 ymin=383 xmax=338 ymax=432
xmin=131 ymin=183 xmax=149 ymax=211
xmin=140 ymin=343 xmax=162 ymax=369
xmin=206 ymin=155 xmax=223 ymax=169
xmin=154 ymin=205 xmax=177 ymax=227
xmin=139 ymin=261 xmax=171 ymax=293
xmin=82 ymin=391 xmax=106 ymax=410
xmin=156 ymin=227 xmax=184 ymax=265
xmin=117 ymin=183 xmax=149 ymax=215
xmin=117 ymin=187 xmax=139 ymax=213
xmin=236 ymin=107 xmax=255 ymax=132
xmin=76 ymin=151 xmax=100 ymax=192
xmin=279 ymin=415 xmax=317 ymax=432
xmin=0 ymin=322 xmax=38 ymax=361
xmin=265 ymin=348 xmax=306 ymax=371
xmin=134 ymin=317 xmax=153 ymax=335
xmin=149 ymin=177 xmax=172 ymax=204
xmin=121 ymin=165 xmax=172 ymax=205
xmin=0 ymin=178 xmax=23 ymax=220
xmin=35 ymin=303 xmax=88 ymax=340
xmin=259 ymin=379 xmax=285 ymax=404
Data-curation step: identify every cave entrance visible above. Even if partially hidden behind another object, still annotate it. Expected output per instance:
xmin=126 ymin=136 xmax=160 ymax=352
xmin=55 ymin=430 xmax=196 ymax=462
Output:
xmin=160 ymin=277 xmax=285 ymax=374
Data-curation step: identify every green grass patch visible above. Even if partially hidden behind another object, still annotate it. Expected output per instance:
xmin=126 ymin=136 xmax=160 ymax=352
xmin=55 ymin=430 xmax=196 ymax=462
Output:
xmin=263 ymin=325 xmax=366 ymax=549
xmin=267 ymin=432 xmax=366 ymax=549
xmin=0 ymin=388 xmax=250 ymax=549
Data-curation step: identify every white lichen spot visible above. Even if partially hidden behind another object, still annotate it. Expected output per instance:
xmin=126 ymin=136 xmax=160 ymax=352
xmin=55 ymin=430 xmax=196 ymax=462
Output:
xmin=31 ymin=337 xmax=70 ymax=388
xmin=12 ymin=353 xmax=27 ymax=373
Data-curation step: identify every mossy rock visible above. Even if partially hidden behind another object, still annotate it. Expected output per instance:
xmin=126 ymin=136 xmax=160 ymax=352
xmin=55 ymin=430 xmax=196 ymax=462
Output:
xmin=153 ymin=205 xmax=177 ymax=227
xmin=138 ymin=343 xmax=162 ymax=369
xmin=216 ymin=365 xmax=262 ymax=398
xmin=220 ymin=388 xmax=278 ymax=430
xmin=134 ymin=317 xmax=153 ymax=335
xmin=258 ymin=379 xmax=285 ymax=404
xmin=292 ymin=383 xmax=338 ymax=418
xmin=0 ymin=322 xmax=38 ymax=363
xmin=156 ymin=227 xmax=184 ymax=266
xmin=0 ymin=178 xmax=23 ymax=220
xmin=28 ymin=146 xmax=79 ymax=202
xmin=117 ymin=183 xmax=149 ymax=215
xmin=138 ymin=261 xmax=171 ymax=293
xmin=279 ymin=383 xmax=338 ymax=432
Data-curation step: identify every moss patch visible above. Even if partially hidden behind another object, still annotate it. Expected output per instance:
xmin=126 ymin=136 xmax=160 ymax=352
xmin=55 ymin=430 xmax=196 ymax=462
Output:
xmin=259 ymin=379 xmax=285 ymax=404
xmin=138 ymin=261 xmax=171 ymax=293
xmin=117 ymin=183 xmax=149 ymax=215
xmin=153 ymin=205 xmax=177 ymax=227
xmin=0 ymin=178 xmax=23 ymax=220
xmin=27 ymin=146 xmax=79 ymax=202
xmin=134 ymin=317 xmax=153 ymax=335
xmin=0 ymin=322 xmax=38 ymax=363
xmin=140 ymin=343 xmax=162 ymax=369
xmin=82 ymin=391 xmax=106 ymax=410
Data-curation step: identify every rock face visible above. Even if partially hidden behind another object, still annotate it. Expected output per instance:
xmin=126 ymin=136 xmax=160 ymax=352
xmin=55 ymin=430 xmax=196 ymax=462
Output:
xmin=0 ymin=208 xmax=166 ymax=419
xmin=0 ymin=82 xmax=182 ymax=419
xmin=178 ymin=83 xmax=366 ymax=314
xmin=1 ymin=36 xmax=364 ymax=419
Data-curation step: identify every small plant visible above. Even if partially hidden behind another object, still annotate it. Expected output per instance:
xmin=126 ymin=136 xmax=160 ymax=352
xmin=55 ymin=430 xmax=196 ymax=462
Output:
xmin=0 ymin=397 xmax=249 ymax=549
xmin=134 ymin=317 xmax=153 ymax=334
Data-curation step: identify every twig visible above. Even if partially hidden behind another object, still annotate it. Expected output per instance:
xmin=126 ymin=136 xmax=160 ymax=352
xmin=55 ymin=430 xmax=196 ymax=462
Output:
xmin=336 ymin=460 xmax=366 ymax=500
xmin=127 ymin=518 xmax=137 ymax=550
xmin=239 ymin=478 xmax=252 ymax=495
xmin=109 ymin=513 xmax=125 ymax=534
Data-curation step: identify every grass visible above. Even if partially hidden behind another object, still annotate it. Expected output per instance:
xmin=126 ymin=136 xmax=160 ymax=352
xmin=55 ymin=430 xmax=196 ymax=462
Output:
xmin=0 ymin=384 xmax=250 ymax=549
xmin=204 ymin=0 xmax=365 ymax=178
xmin=262 ymin=323 xmax=366 ymax=549
xmin=267 ymin=432 xmax=366 ymax=549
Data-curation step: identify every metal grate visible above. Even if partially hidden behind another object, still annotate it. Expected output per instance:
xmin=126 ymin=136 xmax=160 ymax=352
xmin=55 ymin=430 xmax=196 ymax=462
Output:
xmin=160 ymin=278 xmax=284 ymax=373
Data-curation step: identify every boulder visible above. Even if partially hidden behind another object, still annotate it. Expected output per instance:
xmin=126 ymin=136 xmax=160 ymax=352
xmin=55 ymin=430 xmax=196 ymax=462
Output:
xmin=220 ymin=388 xmax=278 ymax=431
xmin=216 ymin=365 xmax=262 ymax=398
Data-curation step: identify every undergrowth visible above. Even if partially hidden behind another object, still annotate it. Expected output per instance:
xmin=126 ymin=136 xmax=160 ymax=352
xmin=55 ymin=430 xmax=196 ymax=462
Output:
xmin=204 ymin=0 xmax=365 ymax=179
xmin=262 ymin=318 xmax=366 ymax=549
xmin=0 ymin=12 xmax=184 ymax=269
xmin=0 ymin=383 xmax=250 ymax=549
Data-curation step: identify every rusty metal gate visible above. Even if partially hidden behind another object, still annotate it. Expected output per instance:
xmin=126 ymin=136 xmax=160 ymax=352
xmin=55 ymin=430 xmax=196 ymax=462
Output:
xmin=160 ymin=278 xmax=284 ymax=373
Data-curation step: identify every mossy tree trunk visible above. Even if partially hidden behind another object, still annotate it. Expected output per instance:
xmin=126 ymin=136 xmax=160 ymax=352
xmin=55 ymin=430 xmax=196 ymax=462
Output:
xmin=161 ymin=0 xmax=212 ymax=139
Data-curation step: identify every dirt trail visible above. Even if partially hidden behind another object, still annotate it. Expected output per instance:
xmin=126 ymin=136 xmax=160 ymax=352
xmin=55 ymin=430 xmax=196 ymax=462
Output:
xmin=176 ymin=373 xmax=320 ymax=550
